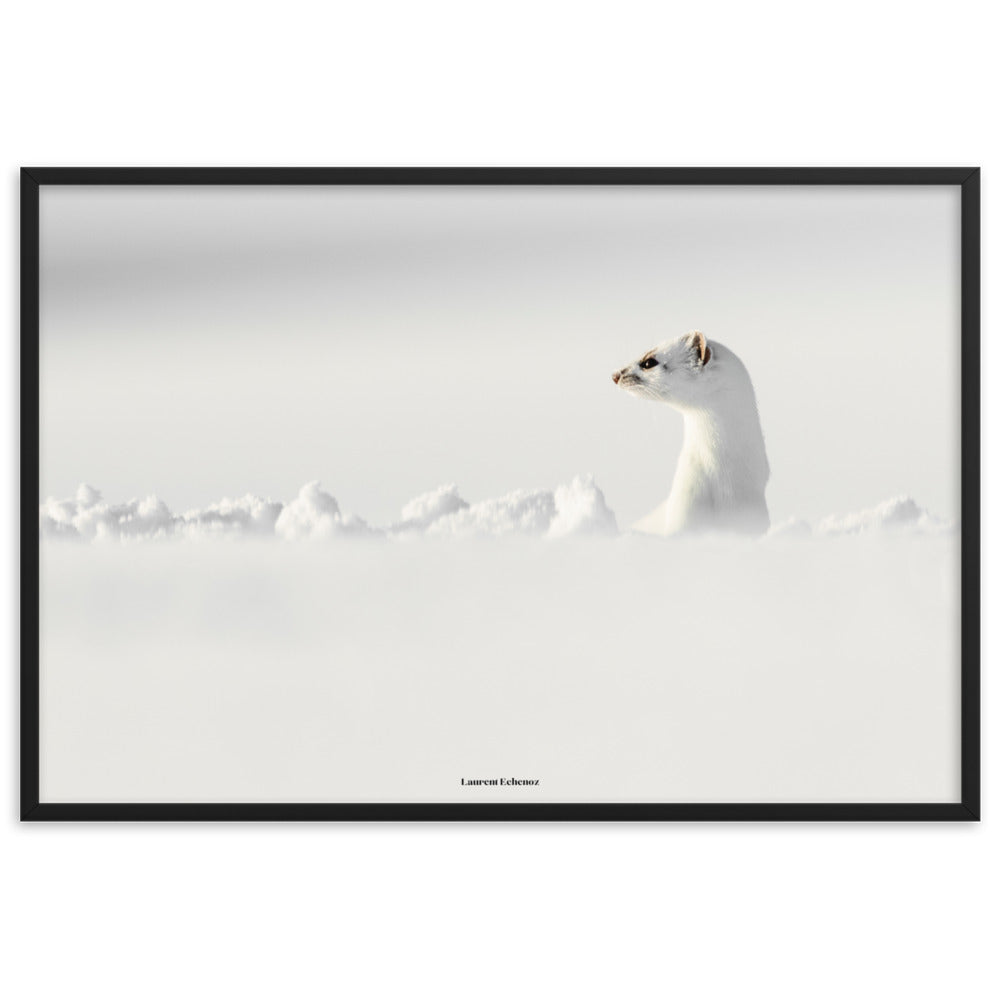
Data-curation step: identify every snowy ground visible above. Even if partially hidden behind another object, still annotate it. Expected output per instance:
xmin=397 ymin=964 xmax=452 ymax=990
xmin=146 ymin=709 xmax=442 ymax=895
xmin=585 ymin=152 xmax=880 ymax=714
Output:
xmin=38 ymin=481 xmax=961 ymax=804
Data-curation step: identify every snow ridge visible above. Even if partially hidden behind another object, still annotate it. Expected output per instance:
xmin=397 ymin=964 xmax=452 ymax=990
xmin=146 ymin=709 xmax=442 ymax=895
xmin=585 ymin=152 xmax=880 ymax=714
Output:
xmin=39 ymin=475 xmax=619 ymax=542
xmin=40 ymin=483 xmax=951 ymax=544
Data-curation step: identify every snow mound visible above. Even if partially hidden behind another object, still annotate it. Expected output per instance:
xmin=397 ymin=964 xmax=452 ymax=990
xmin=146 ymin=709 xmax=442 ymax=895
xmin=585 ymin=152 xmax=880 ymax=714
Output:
xmin=274 ymin=481 xmax=340 ymax=540
xmin=425 ymin=475 xmax=617 ymax=539
xmin=274 ymin=482 xmax=377 ymax=540
xmin=39 ymin=482 xmax=952 ymax=544
xmin=428 ymin=488 xmax=556 ymax=538
xmin=39 ymin=487 xmax=178 ymax=541
xmin=767 ymin=517 xmax=813 ymax=538
xmin=181 ymin=495 xmax=284 ymax=538
xmin=38 ymin=481 xmax=375 ymax=543
xmin=816 ymin=496 xmax=953 ymax=536
xmin=392 ymin=484 xmax=470 ymax=533
xmin=548 ymin=475 xmax=619 ymax=538
xmin=765 ymin=498 xmax=954 ymax=539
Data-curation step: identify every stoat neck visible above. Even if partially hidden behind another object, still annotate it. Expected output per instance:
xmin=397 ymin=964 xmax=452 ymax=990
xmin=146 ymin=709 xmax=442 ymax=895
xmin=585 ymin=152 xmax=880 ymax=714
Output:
xmin=680 ymin=399 xmax=768 ymax=484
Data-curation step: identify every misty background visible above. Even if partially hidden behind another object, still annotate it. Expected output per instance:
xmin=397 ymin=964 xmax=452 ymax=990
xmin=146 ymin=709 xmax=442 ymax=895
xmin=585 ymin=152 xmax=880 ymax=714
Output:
xmin=39 ymin=184 xmax=961 ymax=528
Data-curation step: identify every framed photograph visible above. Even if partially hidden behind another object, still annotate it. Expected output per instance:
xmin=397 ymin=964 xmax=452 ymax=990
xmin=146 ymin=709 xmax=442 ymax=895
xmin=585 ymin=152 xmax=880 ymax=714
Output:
xmin=21 ymin=168 xmax=980 ymax=821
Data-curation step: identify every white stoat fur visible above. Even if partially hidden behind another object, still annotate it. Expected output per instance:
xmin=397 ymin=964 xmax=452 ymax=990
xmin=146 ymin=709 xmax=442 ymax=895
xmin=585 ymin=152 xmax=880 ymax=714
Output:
xmin=613 ymin=330 xmax=770 ymax=536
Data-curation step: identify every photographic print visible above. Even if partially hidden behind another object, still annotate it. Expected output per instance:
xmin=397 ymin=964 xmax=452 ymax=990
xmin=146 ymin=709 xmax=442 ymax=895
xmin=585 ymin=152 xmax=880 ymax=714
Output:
xmin=21 ymin=168 xmax=980 ymax=820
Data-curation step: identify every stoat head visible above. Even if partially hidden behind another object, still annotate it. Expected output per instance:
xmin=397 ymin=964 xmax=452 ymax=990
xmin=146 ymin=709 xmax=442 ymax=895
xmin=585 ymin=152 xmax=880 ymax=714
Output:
xmin=612 ymin=331 xmax=714 ymax=407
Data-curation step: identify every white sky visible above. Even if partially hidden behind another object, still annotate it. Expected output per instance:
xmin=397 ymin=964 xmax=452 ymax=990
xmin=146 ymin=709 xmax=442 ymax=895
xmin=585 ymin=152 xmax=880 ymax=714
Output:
xmin=39 ymin=184 xmax=961 ymax=527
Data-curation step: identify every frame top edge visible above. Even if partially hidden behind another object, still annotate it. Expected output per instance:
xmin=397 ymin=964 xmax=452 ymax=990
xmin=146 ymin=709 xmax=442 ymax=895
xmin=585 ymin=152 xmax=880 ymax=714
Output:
xmin=20 ymin=166 xmax=978 ymax=186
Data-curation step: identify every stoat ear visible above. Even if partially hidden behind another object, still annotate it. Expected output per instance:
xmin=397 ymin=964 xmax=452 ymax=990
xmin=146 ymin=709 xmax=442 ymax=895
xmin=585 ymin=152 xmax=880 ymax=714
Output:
xmin=689 ymin=330 xmax=711 ymax=366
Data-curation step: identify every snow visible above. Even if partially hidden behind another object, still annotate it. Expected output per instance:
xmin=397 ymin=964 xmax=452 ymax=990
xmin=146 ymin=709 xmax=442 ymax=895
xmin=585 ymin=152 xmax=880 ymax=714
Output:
xmin=185 ymin=495 xmax=284 ymax=538
xmin=38 ymin=480 xmax=948 ymax=543
xmin=274 ymin=481 xmax=341 ymax=539
xmin=548 ymin=474 xmax=619 ymax=538
xmin=393 ymin=483 xmax=469 ymax=532
xmin=816 ymin=495 xmax=953 ymax=536
xmin=38 ymin=529 xmax=961 ymax=804
xmin=36 ymin=477 xmax=961 ymax=804
xmin=37 ymin=475 xmax=624 ymax=542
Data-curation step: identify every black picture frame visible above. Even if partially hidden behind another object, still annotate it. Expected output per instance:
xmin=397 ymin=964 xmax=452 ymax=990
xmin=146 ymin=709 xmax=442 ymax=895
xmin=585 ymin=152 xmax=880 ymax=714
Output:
xmin=20 ymin=166 xmax=981 ymax=822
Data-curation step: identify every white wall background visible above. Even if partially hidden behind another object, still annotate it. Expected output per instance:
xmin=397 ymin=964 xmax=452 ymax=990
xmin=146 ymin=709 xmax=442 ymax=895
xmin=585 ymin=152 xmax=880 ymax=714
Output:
xmin=2 ymin=2 xmax=995 ymax=998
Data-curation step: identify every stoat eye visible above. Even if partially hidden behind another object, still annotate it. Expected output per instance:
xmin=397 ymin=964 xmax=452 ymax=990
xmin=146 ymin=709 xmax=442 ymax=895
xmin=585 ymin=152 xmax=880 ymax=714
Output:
xmin=639 ymin=357 xmax=659 ymax=370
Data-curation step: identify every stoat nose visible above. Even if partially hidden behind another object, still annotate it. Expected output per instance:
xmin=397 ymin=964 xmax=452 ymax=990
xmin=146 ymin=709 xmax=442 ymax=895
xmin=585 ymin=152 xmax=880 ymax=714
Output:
xmin=612 ymin=371 xmax=621 ymax=384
